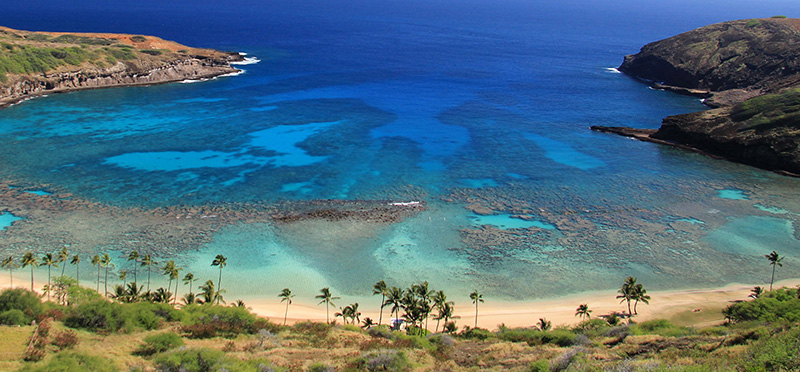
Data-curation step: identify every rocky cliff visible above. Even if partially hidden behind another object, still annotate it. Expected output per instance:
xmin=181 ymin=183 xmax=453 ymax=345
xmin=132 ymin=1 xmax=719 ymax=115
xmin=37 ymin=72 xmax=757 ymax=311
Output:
xmin=619 ymin=17 xmax=800 ymax=107
xmin=0 ymin=26 xmax=242 ymax=107
xmin=600 ymin=17 xmax=800 ymax=176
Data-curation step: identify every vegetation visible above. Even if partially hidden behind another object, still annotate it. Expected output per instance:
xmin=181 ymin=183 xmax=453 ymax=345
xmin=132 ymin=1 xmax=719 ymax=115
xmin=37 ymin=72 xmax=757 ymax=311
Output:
xmin=731 ymin=88 xmax=800 ymax=129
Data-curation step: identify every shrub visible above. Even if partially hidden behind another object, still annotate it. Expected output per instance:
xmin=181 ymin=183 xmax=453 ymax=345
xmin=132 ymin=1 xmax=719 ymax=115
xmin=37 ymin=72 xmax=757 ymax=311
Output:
xmin=181 ymin=304 xmax=269 ymax=339
xmin=140 ymin=49 xmax=163 ymax=56
xmin=51 ymin=329 xmax=79 ymax=350
xmin=746 ymin=19 xmax=761 ymax=28
xmin=350 ymin=349 xmax=411 ymax=372
xmin=772 ymin=15 xmax=788 ymax=18
xmin=458 ymin=326 xmax=494 ymax=340
xmin=153 ymin=348 xmax=226 ymax=372
xmin=18 ymin=351 xmax=117 ymax=372
xmin=308 ymin=363 xmax=334 ymax=372
xmin=737 ymin=327 xmax=800 ymax=370
xmin=0 ymin=288 xmax=44 ymax=318
xmin=64 ymin=300 xmax=177 ymax=332
xmin=630 ymin=319 xmax=691 ymax=337
xmin=137 ymin=331 xmax=184 ymax=356
xmin=529 ymin=359 xmax=549 ymax=372
xmin=0 ymin=309 xmax=29 ymax=325
xmin=131 ymin=36 xmax=147 ymax=42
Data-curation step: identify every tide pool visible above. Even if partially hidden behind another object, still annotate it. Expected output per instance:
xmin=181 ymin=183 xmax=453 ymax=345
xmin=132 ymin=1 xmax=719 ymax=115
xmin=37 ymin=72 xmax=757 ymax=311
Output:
xmin=0 ymin=211 xmax=22 ymax=230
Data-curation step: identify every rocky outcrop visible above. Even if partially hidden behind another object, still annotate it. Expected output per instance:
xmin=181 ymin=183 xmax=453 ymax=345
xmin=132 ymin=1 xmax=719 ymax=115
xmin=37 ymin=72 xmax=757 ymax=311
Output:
xmin=600 ymin=18 xmax=800 ymax=176
xmin=652 ymin=89 xmax=800 ymax=175
xmin=0 ymin=55 xmax=241 ymax=107
xmin=619 ymin=17 xmax=800 ymax=107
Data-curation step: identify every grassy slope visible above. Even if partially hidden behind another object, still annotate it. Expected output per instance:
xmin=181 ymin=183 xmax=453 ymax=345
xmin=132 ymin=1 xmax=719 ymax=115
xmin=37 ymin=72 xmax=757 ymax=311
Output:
xmin=0 ymin=26 xmax=228 ymax=83
xmin=4 ymin=287 xmax=799 ymax=372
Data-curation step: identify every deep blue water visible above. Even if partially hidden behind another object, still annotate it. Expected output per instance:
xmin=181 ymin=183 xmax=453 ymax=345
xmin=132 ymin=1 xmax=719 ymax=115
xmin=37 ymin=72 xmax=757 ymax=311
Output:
xmin=2 ymin=0 xmax=800 ymax=302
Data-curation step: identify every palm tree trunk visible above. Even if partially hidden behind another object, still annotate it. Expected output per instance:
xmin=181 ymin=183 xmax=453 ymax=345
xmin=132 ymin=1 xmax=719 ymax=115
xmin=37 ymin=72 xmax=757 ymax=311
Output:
xmin=326 ymin=303 xmax=330 ymax=324
xmin=47 ymin=266 xmax=51 ymax=301
xmin=61 ymin=263 xmax=65 ymax=277
xmin=9 ymin=267 xmax=12 ymax=288
xmin=770 ymin=264 xmax=776 ymax=291
xmin=30 ymin=266 xmax=34 ymax=292
xmin=173 ymin=280 xmax=179 ymax=306
xmin=436 ymin=318 xmax=441 ymax=333
xmin=626 ymin=299 xmax=632 ymax=317
xmin=284 ymin=302 xmax=289 ymax=326
xmin=76 ymin=264 xmax=80 ymax=285
xmin=633 ymin=299 xmax=639 ymax=315
xmin=104 ymin=266 xmax=109 ymax=297
xmin=96 ymin=265 xmax=100 ymax=292
xmin=147 ymin=266 xmax=151 ymax=292
xmin=474 ymin=303 xmax=479 ymax=328
xmin=378 ymin=294 xmax=384 ymax=326
xmin=217 ymin=268 xmax=223 ymax=305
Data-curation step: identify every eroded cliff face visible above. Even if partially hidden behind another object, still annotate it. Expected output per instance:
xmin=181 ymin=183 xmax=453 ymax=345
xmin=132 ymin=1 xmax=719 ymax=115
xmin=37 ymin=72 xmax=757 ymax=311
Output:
xmin=602 ymin=18 xmax=800 ymax=176
xmin=0 ymin=56 xmax=239 ymax=107
xmin=653 ymin=90 xmax=800 ymax=175
xmin=619 ymin=17 xmax=800 ymax=107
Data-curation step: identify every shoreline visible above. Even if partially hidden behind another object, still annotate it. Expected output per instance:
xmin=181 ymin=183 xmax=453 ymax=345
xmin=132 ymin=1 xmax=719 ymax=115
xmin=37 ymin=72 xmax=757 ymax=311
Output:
xmin=0 ymin=65 xmax=242 ymax=109
xmin=2 ymin=271 xmax=795 ymax=330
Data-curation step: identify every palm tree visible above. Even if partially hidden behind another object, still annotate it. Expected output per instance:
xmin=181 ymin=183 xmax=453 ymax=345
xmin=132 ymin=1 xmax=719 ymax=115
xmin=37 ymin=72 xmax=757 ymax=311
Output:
xmin=70 ymin=254 xmax=80 ymax=284
xmin=537 ymin=318 xmax=552 ymax=331
xmin=183 ymin=273 xmax=196 ymax=296
xmin=470 ymin=290 xmax=484 ymax=328
xmin=373 ymin=280 xmax=388 ymax=326
xmin=361 ymin=317 xmax=375 ymax=329
xmin=316 ymin=287 xmax=340 ymax=324
xmin=1 ymin=256 xmax=19 ymax=288
xmin=162 ymin=260 xmax=176 ymax=299
xmin=632 ymin=284 xmax=650 ymax=315
xmin=435 ymin=302 xmax=458 ymax=332
xmin=21 ymin=252 xmax=38 ymax=292
xmin=119 ymin=270 xmax=128 ymax=285
xmin=765 ymin=251 xmax=783 ymax=291
xmin=170 ymin=264 xmax=182 ymax=306
xmin=279 ymin=288 xmax=294 ymax=326
xmin=40 ymin=253 xmax=59 ymax=301
xmin=57 ymin=247 xmax=68 ymax=277
xmin=199 ymin=280 xmax=224 ymax=304
xmin=91 ymin=254 xmax=101 ymax=292
xmin=750 ymin=286 xmax=764 ymax=299
xmin=575 ymin=303 xmax=592 ymax=320
xmin=141 ymin=254 xmax=155 ymax=292
xmin=100 ymin=253 xmax=113 ymax=297
xmin=617 ymin=276 xmax=636 ymax=317
xmin=126 ymin=250 xmax=140 ymax=284
xmin=211 ymin=254 xmax=227 ymax=305
xmin=432 ymin=290 xmax=451 ymax=333
xmin=384 ymin=286 xmax=404 ymax=329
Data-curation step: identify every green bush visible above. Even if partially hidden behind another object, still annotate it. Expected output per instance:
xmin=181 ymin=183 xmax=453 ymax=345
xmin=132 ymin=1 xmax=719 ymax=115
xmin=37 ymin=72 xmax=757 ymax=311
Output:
xmin=457 ymin=327 xmax=495 ymax=340
xmin=17 ymin=351 xmax=117 ymax=372
xmin=153 ymin=348 xmax=226 ymax=372
xmin=496 ymin=327 xmax=576 ymax=347
xmin=181 ymin=304 xmax=271 ymax=339
xmin=64 ymin=300 xmax=178 ymax=332
xmin=0 ymin=309 xmax=29 ymax=325
xmin=737 ymin=327 xmax=800 ymax=370
xmin=630 ymin=319 xmax=691 ymax=337
xmin=0 ymin=288 xmax=44 ymax=319
xmin=772 ymin=15 xmax=788 ymax=18
xmin=529 ymin=359 xmax=549 ymax=372
xmin=746 ymin=19 xmax=761 ymax=28
xmin=137 ymin=331 xmax=184 ymax=356
xmin=131 ymin=36 xmax=147 ymax=42
xmin=350 ymin=349 xmax=411 ymax=372
xmin=723 ymin=288 xmax=800 ymax=323
xmin=139 ymin=49 xmax=163 ymax=56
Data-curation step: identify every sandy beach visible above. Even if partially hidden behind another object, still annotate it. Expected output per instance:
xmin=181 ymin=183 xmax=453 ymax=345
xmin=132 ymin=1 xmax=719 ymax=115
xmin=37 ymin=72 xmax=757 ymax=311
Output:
xmin=3 ymin=271 xmax=794 ymax=330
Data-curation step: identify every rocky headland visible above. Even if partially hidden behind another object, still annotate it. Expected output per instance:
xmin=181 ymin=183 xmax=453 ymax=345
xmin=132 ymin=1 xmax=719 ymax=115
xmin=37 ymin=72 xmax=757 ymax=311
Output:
xmin=0 ymin=26 xmax=243 ymax=107
xmin=596 ymin=17 xmax=800 ymax=176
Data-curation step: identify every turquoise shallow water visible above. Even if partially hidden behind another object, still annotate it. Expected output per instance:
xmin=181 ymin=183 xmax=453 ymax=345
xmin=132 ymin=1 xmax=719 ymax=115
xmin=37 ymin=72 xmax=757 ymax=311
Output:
xmin=2 ymin=0 xmax=800 ymax=302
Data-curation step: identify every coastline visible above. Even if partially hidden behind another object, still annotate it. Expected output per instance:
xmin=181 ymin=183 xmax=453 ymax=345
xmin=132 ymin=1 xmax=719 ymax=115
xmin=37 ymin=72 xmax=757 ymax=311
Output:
xmin=2 ymin=271 xmax=795 ymax=330
xmin=0 ymin=62 xmax=242 ymax=109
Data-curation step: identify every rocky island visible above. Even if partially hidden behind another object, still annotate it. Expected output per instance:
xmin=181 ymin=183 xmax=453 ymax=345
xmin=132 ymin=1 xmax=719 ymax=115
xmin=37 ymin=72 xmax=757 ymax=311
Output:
xmin=594 ymin=17 xmax=800 ymax=176
xmin=0 ymin=26 xmax=243 ymax=107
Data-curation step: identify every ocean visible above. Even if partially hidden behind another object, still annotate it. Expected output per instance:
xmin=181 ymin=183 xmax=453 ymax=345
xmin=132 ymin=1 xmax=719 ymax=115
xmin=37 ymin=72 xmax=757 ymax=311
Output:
xmin=1 ymin=0 xmax=800 ymax=305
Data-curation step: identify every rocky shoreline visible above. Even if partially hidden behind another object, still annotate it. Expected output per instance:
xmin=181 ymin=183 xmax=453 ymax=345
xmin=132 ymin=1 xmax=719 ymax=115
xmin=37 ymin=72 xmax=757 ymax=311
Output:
xmin=0 ymin=55 xmax=242 ymax=108
xmin=606 ymin=17 xmax=800 ymax=176
xmin=0 ymin=26 xmax=244 ymax=108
